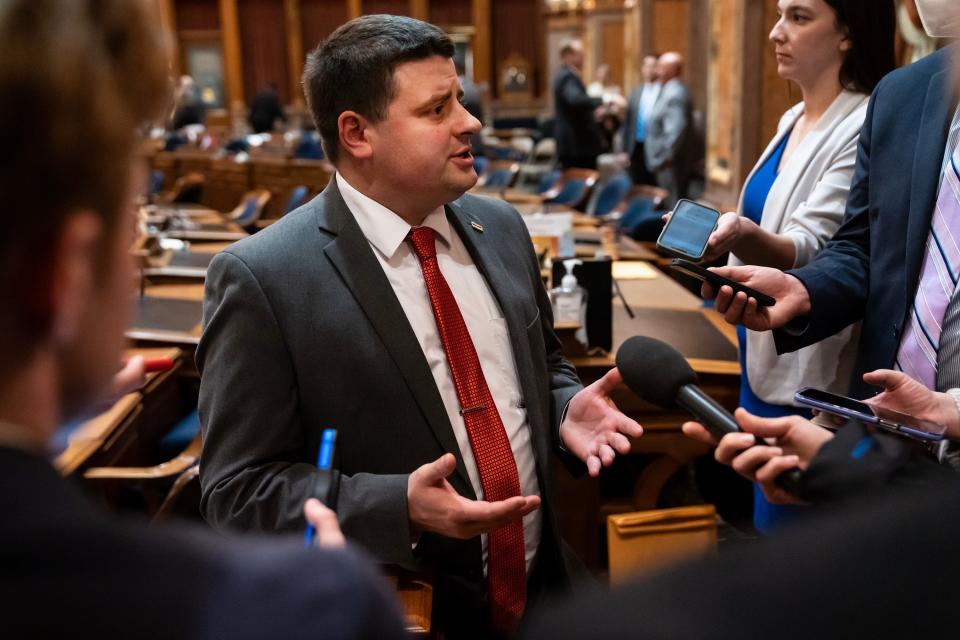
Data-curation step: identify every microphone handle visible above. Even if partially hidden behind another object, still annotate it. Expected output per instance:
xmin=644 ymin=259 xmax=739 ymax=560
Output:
xmin=676 ymin=385 xmax=803 ymax=495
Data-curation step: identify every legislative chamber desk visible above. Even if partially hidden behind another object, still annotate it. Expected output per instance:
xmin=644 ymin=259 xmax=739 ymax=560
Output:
xmin=554 ymin=263 xmax=740 ymax=570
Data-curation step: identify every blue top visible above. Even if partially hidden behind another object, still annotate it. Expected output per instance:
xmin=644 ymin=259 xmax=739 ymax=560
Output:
xmin=735 ymin=130 xmax=811 ymax=532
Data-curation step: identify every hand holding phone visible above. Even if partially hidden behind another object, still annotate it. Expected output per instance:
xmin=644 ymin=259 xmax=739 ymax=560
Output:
xmin=656 ymin=199 xmax=721 ymax=261
xmin=795 ymin=387 xmax=947 ymax=443
xmin=670 ymin=259 xmax=776 ymax=307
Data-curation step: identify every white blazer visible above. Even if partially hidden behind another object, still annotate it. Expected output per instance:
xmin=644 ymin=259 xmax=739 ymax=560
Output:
xmin=731 ymin=90 xmax=868 ymax=405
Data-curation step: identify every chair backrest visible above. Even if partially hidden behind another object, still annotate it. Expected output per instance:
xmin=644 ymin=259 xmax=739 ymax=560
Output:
xmin=472 ymin=155 xmax=489 ymax=178
xmin=536 ymin=169 xmax=561 ymax=194
xmin=294 ymin=133 xmax=325 ymax=160
xmin=618 ymin=193 xmax=665 ymax=241
xmin=532 ymin=137 xmax=556 ymax=163
xmin=543 ymin=168 xmax=599 ymax=209
xmin=478 ymin=161 xmax=519 ymax=189
xmin=509 ymin=136 xmax=535 ymax=162
xmin=284 ymin=185 xmax=310 ymax=215
xmin=148 ymin=170 xmax=165 ymax=196
xmin=588 ymin=174 xmax=632 ymax=217
xmin=230 ymin=189 xmax=271 ymax=226
xmin=169 ymin=172 xmax=205 ymax=204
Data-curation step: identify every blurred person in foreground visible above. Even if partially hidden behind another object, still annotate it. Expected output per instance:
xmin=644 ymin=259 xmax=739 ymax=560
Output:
xmin=0 ymin=2 xmax=403 ymax=638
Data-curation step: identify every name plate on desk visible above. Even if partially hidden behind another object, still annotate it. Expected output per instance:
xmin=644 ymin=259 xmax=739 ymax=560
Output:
xmin=522 ymin=212 xmax=574 ymax=258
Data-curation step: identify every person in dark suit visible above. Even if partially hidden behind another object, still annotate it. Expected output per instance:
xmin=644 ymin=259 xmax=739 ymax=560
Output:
xmin=249 ymin=82 xmax=286 ymax=134
xmin=197 ymin=15 xmax=644 ymax=638
xmin=552 ymin=39 xmax=604 ymax=170
xmin=703 ymin=33 xmax=960 ymax=402
xmin=0 ymin=2 xmax=404 ymax=637
xmin=622 ymin=54 xmax=661 ymax=185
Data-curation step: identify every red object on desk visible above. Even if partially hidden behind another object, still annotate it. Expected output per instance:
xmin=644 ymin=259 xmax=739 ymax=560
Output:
xmin=143 ymin=357 xmax=175 ymax=373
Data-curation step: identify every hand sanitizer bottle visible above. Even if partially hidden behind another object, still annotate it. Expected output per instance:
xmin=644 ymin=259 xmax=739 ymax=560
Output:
xmin=551 ymin=259 xmax=589 ymax=346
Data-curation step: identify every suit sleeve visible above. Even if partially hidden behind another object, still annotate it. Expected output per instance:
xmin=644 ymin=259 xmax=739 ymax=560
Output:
xmin=773 ymin=84 xmax=877 ymax=353
xmin=197 ymin=251 xmax=417 ymax=569
xmin=560 ymin=74 xmax=603 ymax=112
xmin=649 ymin=85 xmax=689 ymax=170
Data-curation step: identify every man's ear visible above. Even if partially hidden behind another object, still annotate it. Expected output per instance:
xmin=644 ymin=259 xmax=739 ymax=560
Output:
xmin=338 ymin=110 xmax=374 ymax=161
xmin=49 ymin=211 xmax=102 ymax=346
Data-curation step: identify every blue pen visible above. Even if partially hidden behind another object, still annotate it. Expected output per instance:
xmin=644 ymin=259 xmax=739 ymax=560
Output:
xmin=304 ymin=428 xmax=337 ymax=548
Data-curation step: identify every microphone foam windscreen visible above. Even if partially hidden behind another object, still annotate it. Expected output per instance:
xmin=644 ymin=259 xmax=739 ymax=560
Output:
xmin=615 ymin=336 xmax=699 ymax=408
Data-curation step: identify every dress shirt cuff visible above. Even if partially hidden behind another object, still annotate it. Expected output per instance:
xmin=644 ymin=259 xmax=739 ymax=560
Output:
xmin=558 ymin=400 xmax=573 ymax=452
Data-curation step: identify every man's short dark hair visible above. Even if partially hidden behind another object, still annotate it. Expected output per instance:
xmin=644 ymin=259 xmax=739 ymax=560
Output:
xmin=302 ymin=14 xmax=454 ymax=164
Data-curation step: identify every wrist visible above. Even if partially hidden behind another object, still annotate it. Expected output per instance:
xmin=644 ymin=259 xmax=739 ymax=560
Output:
xmin=941 ymin=390 xmax=960 ymax=440
xmin=785 ymin=273 xmax=812 ymax=315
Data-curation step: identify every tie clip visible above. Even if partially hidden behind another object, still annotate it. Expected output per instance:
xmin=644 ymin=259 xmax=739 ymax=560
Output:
xmin=470 ymin=221 xmax=484 ymax=233
xmin=459 ymin=404 xmax=487 ymax=415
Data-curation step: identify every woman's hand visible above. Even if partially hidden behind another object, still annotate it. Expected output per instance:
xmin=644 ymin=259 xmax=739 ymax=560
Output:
xmin=701 ymin=212 xmax=745 ymax=263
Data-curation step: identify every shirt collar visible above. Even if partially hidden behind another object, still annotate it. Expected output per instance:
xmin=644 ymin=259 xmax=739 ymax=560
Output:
xmin=336 ymin=172 xmax=451 ymax=259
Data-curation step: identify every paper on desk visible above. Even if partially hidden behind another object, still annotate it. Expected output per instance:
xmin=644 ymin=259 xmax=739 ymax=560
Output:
xmin=612 ymin=261 xmax=658 ymax=280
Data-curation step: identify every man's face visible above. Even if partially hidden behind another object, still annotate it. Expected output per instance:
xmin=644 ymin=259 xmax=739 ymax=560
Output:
xmin=59 ymin=165 xmax=141 ymax=419
xmin=365 ymin=56 xmax=482 ymax=210
xmin=642 ymin=56 xmax=659 ymax=82
xmin=564 ymin=42 xmax=585 ymax=71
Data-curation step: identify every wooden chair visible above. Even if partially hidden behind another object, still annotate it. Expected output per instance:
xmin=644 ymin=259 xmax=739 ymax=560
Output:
xmin=226 ymin=189 xmax=271 ymax=227
xmin=541 ymin=168 xmax=599 ymax=211
xmin=157 ymin=172 xmax=205 ymax=205
xmin=476 ymin=160 xmax=520 ymax=189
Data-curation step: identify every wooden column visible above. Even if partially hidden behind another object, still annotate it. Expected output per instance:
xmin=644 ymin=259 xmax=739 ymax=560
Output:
xmin=155 ymin=0 xmax=180 ymax=76
xmin=218 ymin=0 xmax=245 ymax=109
xmin=284 ymin=0 xmax=305 ymax=107
xmin=472 ymin=0 xmax=492 ymax=89
xmin=347 ymin=0 xmax=362 ymax=20
xmin=410 ymin=0 xmax=429 ymax=20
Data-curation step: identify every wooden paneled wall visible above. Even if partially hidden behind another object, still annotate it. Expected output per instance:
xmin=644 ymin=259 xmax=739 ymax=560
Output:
xmin=165 ymin=0 xmax=546 ymax=110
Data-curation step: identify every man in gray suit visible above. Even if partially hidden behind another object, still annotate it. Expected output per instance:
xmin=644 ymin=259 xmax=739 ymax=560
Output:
xmin=197 ymin=15 xmax=643 ymax=638
xmin=622 ymin=54 xmax=661 ymax=186
xmin=644 ymin=52 xmax=694 ymax=207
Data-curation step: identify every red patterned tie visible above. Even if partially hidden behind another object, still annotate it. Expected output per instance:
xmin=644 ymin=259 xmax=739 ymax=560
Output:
xmin=408 ymin=226 xmax=527 ymax=631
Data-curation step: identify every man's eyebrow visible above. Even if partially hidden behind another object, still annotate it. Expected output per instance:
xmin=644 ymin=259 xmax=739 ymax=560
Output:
xmin=418 ymin=90 xmax=453 ymax=107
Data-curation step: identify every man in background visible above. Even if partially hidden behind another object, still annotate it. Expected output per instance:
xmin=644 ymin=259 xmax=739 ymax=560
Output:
xmin=0 ymin=2 xmax=403 ymax=637
xmin=249 ymin=82 xmax=286 ymax=134
xmin=623 ymin=54 xmax=662 ymax=186
xmin=644 ymin=52 xmax=693 ymax=207
xmin=553 ymin=39 xmax=603 ymax=169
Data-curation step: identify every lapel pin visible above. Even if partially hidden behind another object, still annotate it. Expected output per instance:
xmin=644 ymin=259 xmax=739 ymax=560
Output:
xmin=470 ymin=221 xmax=484 ymax=233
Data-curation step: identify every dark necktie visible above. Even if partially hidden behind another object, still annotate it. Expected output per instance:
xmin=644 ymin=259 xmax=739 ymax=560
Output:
xmin=408 ymin=226 xmax=526 ymax=631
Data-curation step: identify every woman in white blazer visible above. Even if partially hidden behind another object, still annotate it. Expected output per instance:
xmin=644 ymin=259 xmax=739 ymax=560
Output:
xmin=698 ymin=0 xmax=896 ymax=531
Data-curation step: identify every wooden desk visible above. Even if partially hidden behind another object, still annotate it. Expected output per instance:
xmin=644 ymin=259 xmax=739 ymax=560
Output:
xmin=55 ymin=347 xmax=183 ymax=476
xmin=126 ymin=285 xmax=204 ymax=348
xmin=141 ymin=243 xmax=231 ymax=280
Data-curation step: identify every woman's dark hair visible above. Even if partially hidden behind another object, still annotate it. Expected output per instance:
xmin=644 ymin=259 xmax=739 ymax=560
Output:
xmin=824 ymin=0 xmax=897 ymax=93
xmin=302 ymin=15 xmax=455 ymax=164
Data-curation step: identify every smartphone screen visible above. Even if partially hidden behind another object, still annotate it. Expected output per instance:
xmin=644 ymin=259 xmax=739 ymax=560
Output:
xmin=657 ymin=200 xmax=721 ymax=260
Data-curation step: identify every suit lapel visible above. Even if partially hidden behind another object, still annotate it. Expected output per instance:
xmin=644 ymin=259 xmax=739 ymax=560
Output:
xmin=315 ymin=183 xmax=473 ymax=492
xmin=905 ymin=67 xmax=953 ymax=301
xmin=446 ymin=201 xmax=553 ymax=478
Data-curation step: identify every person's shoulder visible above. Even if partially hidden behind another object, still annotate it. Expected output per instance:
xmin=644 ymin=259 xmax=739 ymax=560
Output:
xmin=220 ymin=194 xmax=324 ymax=268
xmin=876 ymin=46 xmax=952 ymax=94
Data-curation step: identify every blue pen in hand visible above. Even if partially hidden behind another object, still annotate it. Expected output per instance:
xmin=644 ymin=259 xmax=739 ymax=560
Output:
xmin=304 ymin=428 xmax=337 ymax=548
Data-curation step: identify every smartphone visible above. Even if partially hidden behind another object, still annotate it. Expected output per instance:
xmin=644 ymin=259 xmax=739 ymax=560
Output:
xmin=795 ymin=387 xmax=946 ymax=443
xmin=670 ymin=259 xmax=777 ymax=307
xmin=656 ymin=199 xmax=721 ymax=261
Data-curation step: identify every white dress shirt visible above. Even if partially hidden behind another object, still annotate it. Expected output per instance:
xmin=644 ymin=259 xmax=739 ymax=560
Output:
xmin=336 ymin=173 xmax=541 ymax=571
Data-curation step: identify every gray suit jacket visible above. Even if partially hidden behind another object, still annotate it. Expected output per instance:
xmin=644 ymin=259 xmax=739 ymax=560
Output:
xmin=643 ymin=78 xmax=692 ymax=172
xmin=196 ymin=180 xmax=583 ymax=605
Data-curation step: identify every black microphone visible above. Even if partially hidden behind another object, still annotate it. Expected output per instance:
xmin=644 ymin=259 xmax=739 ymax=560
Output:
xmin=615 ymin=335 xmax=803 ymax=495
